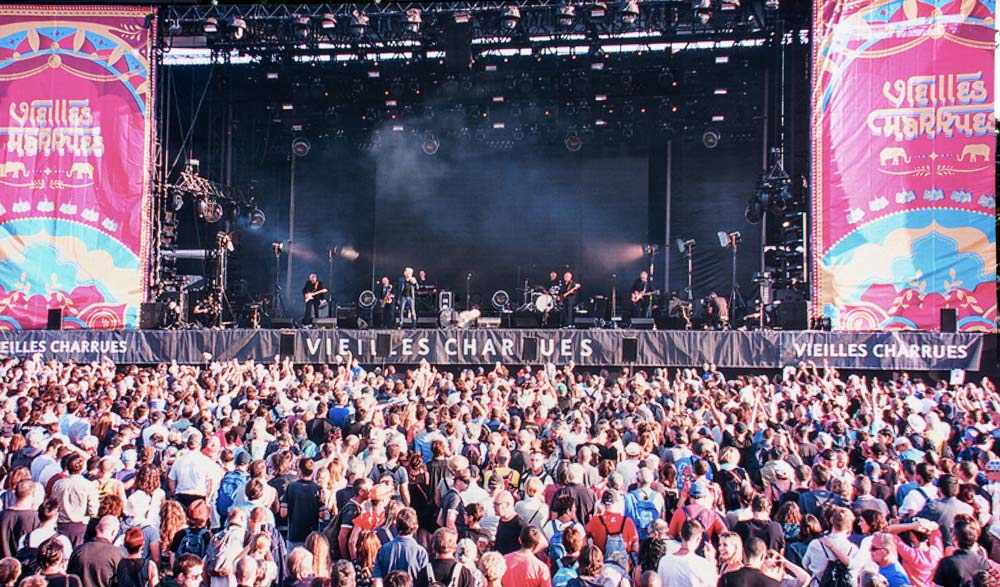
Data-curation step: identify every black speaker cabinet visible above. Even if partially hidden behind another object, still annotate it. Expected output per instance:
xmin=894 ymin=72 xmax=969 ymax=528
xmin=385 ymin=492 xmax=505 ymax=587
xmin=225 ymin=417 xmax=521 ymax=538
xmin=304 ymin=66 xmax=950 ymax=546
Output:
xmin=139 ymin=303 xmax=162 ymax=330
xmin=47 ymin=308 xmax=63 ymax=330
xmin=622 ymin=337 xmax=638 ymax=363
xmin=313 ymin=317 xmax=338 ymax=329
xmin=940 ymin=308 xmax=957 ymax=333
xmin=376 ymin=333 xmax=392 ymax=356
xmin=279 ymin=332 xmax=296 ymax=360
xmin=774 ymin=301 xmax=808 ymax=330
xmin=630 ymin=318 xmax=655 ymax=330
xmin=271 ymin=317 xmax=296 ymax=329
xmin=522 ymin=337 xmax=538 ymax=362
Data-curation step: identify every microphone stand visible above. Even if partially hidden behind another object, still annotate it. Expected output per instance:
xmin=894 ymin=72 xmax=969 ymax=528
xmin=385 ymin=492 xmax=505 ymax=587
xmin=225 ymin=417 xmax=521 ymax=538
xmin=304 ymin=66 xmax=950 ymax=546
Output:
xmin=465 ymin=274 xmax=472 ymax=311
xmin=685 ymin=242 xmax=694 ymax=301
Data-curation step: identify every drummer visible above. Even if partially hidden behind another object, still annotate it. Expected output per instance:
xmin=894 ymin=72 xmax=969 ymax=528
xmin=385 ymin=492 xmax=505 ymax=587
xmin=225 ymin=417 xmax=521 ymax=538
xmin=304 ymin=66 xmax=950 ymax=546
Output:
xmin=543 ymin=271 xmax=561 ymax=328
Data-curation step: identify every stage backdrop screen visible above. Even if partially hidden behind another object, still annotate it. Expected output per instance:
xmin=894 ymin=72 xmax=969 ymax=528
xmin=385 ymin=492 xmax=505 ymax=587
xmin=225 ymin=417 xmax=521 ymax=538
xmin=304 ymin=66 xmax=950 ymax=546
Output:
xmin=812 ymin=0 xmax=995 ymax=331
xmin=0 ymin=5 xmax=154 ymax=330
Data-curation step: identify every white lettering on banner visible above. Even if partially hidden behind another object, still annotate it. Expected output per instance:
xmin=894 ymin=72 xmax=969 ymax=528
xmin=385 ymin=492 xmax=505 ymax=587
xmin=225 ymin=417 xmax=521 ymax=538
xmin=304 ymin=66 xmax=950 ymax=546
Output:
xmin=481 ymin=339 xmax=497 ymax=356
xmin=580 ymin=339 xmax=593 ymax=357
xmin=539 ymin=339 xmax=555 ymax=357
xmin=792 ymin=341 xmax=970 ymax=360
xmin=297 ymin=334 xmax=605 ymax=361
xmin=0 ymin=340 xmax=47 ymax=354
xmin=501 ymin=338 xmax=514 ymax=356
xmin=792 ymin=342 xmax=869 ymax=358
xmin=401 ymin=338 xmax=413 ymax=356
xmin=462 ymin=338 xmax=477 ymax=356
xmin=444 ymin=338 xmax=458 ymax=356
xmin=417 ymin=338 xmax=431 ymax=356
xmin=560 ymin=339 xmax=572 ymax=357
xmin=338 ymin=339 xmax=351 ymax=356
xmin=306 ymin=338 xmax=321 ymax=355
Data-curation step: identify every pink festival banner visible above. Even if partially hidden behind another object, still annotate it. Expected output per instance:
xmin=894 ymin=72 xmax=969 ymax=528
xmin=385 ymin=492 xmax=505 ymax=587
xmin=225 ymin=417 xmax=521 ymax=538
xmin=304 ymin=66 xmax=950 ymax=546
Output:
xmin=812 ymin=0 xmax=996 ymax=331
xmin=0 ymin=5 xmax=154 ymax=330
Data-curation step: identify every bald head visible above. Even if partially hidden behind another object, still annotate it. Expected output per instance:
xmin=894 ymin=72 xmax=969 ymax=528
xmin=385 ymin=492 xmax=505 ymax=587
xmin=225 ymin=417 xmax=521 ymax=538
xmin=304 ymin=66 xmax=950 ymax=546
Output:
xmin=96 ymin=515 xmax=120 ymax=540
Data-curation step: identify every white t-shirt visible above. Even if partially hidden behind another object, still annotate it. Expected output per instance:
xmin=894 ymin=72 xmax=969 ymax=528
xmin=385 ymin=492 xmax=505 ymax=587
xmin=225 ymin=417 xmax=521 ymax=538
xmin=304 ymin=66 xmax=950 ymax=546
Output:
xmin=657 ymin=551 xmax=718 ymax=587
xmin=169 ymin=450 xmax=220 ymax=496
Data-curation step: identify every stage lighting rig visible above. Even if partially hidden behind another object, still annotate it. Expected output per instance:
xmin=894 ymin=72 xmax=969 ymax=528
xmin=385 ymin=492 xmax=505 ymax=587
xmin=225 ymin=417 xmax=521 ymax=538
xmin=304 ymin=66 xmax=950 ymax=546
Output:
xmin=320 ymin=13 xmax=337 ymax=30
xmin=198 ymin=198 xmax=224 ymax=223
xmin=351 ymin=9 xmax=369 ymax=37
xmin=229 ymin=17 xmax=246 ymax=40
xmin=405 ymin=8 xmax=422 ymax=34
xmin=693 ymin=0 xmax=713 ymax=23
xmin=620 ymin=0 xmax=640 ymax=25
xmin=421 ymin=132 xmax=440 ymax=155
xmin=501 ymin=5 xmax=521 ymax=30
xmin=702 ymin=128 xmax=720 ymax=148
xmin=558 ymin=4 xmax=576 ymax=28
xmin=202 ymin=17 xmax=218 ymax=35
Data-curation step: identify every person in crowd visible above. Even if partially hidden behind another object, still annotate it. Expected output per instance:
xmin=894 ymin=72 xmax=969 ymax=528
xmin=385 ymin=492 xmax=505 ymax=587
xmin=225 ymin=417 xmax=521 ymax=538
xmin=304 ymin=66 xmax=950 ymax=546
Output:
xmin=413 ymin=528 xmax=475 ymax=587
xmin=501 ymin=527 xmax=549 ymax=587
xmin=67 ymin=516 xmax=123 ymax=587
xmin=719 ymin=537 xmax=781 ymax=587
xmin=372 ymin=508 xmax=428 ymax=586
xmin=115 ymin=527 xmax=158 ymax=587
xmin=0 ymin=480 xmax=38 ymax=558
xmin=656 ymin=519 xmax=716 ymax=587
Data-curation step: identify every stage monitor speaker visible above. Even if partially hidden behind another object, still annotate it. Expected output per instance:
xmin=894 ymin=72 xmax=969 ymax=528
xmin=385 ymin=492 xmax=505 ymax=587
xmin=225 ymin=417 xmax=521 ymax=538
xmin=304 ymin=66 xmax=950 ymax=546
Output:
xmin=622 ymin=337 xmax=638 ymax=363
xmin=279 ymin=332 xmax=296 ymax=360
xmin=139 ymin=303 xmax=162 ymax=330
xmin=376 ymin=333 xmax=392 ymax=356
xmin=478 ymin=317 xmax=501 ymax=328
xmin=575 ymin=317 xmax=597 ymax=329
xmin=940 ymin=308 xmax=957 ymax=333
xmin=271 ymin=317 xmax=295 ymax=329
xmin=313 ymin=317 xmax=338 ymax=329
xmin=774 ymin=301 xmax=808 ymax=330
xmin=513 ymin=312 xmax=540 ymax=328
xmin=47 ymin=308 xmax=63 ymax=330
xmin=630 ymin=318 xmax=655 ymax=330
xmin=336 ymin=306 xmax=368 ymax=329
xmin=522 ymin=337 xmax=538 ymax=362
xmin=416 ymin=316 xmax=438 ymax=329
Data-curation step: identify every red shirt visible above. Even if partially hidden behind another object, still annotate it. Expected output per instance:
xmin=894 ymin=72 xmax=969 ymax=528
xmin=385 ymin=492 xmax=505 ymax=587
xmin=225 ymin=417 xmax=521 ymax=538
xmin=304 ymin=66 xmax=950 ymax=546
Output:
xmin=502 ymin=550 xmax=550 ymax=587
xmin=584 ymin=512 xmax=639 ymax=555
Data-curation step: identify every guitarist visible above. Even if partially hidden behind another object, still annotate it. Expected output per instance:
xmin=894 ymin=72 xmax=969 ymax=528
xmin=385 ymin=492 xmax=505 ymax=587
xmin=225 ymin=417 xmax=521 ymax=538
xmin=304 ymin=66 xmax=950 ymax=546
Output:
xmin=301 ymin=273 xmax=328 ymax=326
xmin=629 ymin=271 xmax=655 ymax=324
xmin=557 ymin=271 xmax=581 ymax=328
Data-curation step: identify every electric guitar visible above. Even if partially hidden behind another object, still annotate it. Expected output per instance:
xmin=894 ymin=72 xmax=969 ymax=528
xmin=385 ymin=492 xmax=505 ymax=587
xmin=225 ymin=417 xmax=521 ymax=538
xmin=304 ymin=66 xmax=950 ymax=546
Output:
xmin=556 ymin=283 xmax=581 ymax=302
xmin=631 ymin=289 xmax=661 ymax=303
xmin=303 ymin=288 xmax=328 ymax=303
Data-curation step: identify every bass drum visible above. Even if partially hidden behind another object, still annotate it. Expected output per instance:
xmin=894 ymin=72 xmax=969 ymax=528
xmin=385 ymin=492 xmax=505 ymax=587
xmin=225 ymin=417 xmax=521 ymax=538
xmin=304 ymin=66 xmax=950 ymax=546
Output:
xmin=533 ymin=293 xmax=555 ymax=313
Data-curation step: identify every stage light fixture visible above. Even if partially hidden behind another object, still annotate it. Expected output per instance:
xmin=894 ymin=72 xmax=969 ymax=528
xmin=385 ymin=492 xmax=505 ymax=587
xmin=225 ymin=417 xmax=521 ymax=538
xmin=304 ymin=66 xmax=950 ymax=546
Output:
xmin=501 ymin=5 xmax=521 ymax=29
xmin=320 ymin=13 xmax=337 ymax=30
xmin=202 ymin=18 xmax=218 ymax=35
xmin=421 ymin=132 xmax=440 ymax=155
xmin=558 ymin=4 xmax=576 ymax=28
xmin=291 ymin=137 xmax=311 ymax=158
xmin=765 ymin=0 xmax=780 ymax=9
xmin=172 ymin=190 xmax=184 ymax=211
xmin=718 ymin=230 xmax=740 ymax=248
xmin=564 ymin=132 xmax=583 ymax=152
xmin=693 ymin=0 xmax=713 ymax=23
xmin=620 ymin=0 xmax=640 ymax=24
xmin=167 ymin=19 xmax=182 ymax=35
xmin=676 ymin=238 xmax=694 ymax=253
xmin=351 ymin=10 xmax=369 ymax=36
xmin=249 ymin=207 xmax=265 ymax=229
xmin=454 ymin=12 xmax=472 ymax=23
xmin=405 ymin=8 xmax=422 ymax=33
xmin=491 ymin=290 xmax=510 ymax=310
xmin=293 ymin=16 xmax=310 ymax=40
xmin=198 ymin=198 xmax=223 ymax=223
xmin=590 ymin=2 xmax=608 ymax=18
xmin=702 ymin=128 xmax=721 ymax=149
xmin=229 ymin=17 xmax=246 ymax=40
xmin=720 ymin=0 xmax=741 ymax=10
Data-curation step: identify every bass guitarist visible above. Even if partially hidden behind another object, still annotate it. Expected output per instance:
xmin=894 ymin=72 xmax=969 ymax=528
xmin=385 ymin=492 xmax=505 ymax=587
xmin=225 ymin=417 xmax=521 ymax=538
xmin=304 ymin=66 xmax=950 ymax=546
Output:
xmin=302 ymin=273 xmax=328 ymax=326
xmin=627 ymin=270 xmax=659 ymax=325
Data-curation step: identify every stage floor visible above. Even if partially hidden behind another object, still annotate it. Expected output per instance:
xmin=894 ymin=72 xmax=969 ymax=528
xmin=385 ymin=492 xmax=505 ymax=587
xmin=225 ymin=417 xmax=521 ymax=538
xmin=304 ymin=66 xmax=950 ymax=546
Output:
xmin=0 ymin=327 xmax=992 ymax=371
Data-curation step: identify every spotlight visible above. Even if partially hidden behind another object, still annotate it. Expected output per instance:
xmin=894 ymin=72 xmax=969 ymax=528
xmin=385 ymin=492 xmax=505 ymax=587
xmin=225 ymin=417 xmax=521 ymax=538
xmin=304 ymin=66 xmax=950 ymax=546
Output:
xmin=167 ymin=19 xmax=182 ymax=35
xmin=229 ymin=17 xmax=246 ymax=40
xmin=421 ymin=132 xmax=440 ymax=155
xmin=718 ymin=230 xmax=740 ymax=248
xmin=558 ymin=4 xmax=576 ymax=27
xmin=693 ymin=0 xmax=713 ymax=23
xmin=198 ymin=199 xmax=223 ymax=223
xmin=291 ymin=137 xmax=311 ymax=158
xmin=564 ymin=132 xmax=583 ymax=152
xmin=405 ymin=8 xmax=421 ymax=33
xmin=293 ymin=16 xmax=310 ymax=40
xmin=720 ymin=0 xmax=741 ymax=9
xmin=702 ymin=128 xmax=721 ymax=149
xmin=185 ymin=158 xmax=200 ymax=175
xmin=172 ymin=190 xmax=184 ymax=212
xmin=590 ymin=2 xmax=608 ymax=18
xmin=320 ymin=13 xmax=337 ymax=30
xmin=351 ymin=10 xmax=369 ymax=36
xmin=248 ymin=207 xmax=265 ymax=229
xmin=491 ymin=290 xmax=510 ymax=310
xmin=501 ymin=5 xmax=521 ymax=29
xmin=676 ymin=238 xmax=694 ymax=253
xmin=620 ymin=0 xmax=640 ymax=24
xmin=202 ymin=17 xmax=218 ymax=35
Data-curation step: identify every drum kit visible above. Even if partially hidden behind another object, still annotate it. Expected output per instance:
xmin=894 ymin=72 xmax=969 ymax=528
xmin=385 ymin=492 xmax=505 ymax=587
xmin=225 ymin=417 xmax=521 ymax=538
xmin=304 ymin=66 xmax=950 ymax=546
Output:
xmin=514 ymin=281 xmax=561 ymax=318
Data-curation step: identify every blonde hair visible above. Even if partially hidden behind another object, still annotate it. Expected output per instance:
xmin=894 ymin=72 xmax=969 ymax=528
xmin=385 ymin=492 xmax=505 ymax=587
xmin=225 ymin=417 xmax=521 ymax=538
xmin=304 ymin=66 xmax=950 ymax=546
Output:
xmin=478 ymin=552 xmax=507 ymax=582
xmin=304 ymin=532 xmax=330 ymax=579
xmin=523 ymin=477 xmax=543 ymax=498
xmin=287 ymin=548 xmax=314 ymax=580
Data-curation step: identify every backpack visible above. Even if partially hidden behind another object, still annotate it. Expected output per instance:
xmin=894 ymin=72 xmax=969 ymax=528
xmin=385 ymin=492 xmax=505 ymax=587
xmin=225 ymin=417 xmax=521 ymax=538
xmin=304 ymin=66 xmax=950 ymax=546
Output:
xmin=114 ymin=558 xmax=152 ymax=587
xmin=216 ymin=470 xmax=248 ymax=517
xmin=14 ymin=544 xmax=39 ymax=577
xmin=548 ymin=519 xmax=568 ymax=563
xmin=718 ymin=468 xmax=747 ymax=511
xmin=598 ymin=516 xmax=628 ymax=561
xmin=204 ymin=525 xmax=246 ymax=578
xmin=551 ymin=560 xmax=579 ymax=587
xmin=624 ymin=488 xmax=660 ymax=541
xmin=9 ymin=446 xmax=41 ymax=472
xmin=175 ymin=527 xmax=209 ymax=559
xmin=817 ymin=545 xmax=853 ymax=587
xmin=488 ymin=467 xmax=516 ymax=493
xmin=425 ymin=561 xmax=464 ymax=587
xmin=326 ymin=500 xmax=359 ymax=559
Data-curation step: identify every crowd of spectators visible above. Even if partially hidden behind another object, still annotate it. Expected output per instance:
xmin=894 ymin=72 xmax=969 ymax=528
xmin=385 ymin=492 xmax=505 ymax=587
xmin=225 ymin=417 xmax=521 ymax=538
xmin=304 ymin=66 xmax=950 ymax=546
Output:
xmin=0 ymin=353 xmax=996 ymax=587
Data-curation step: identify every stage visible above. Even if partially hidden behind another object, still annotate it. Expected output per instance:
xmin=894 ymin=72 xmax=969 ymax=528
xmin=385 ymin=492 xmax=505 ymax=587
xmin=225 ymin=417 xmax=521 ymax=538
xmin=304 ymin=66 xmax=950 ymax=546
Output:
xmin=0 ymin=328 xmax=992 ymax=372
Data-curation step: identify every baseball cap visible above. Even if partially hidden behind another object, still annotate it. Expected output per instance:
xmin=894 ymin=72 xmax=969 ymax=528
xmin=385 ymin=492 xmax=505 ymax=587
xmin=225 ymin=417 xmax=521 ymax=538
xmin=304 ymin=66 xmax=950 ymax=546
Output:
xmin=689 ymin=481 xmax=707 ymax=499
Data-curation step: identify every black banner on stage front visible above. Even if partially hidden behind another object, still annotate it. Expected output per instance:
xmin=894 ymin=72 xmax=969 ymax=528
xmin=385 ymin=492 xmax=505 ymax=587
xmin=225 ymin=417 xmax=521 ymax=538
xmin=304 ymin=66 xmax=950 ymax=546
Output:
xmin=0 ymin=329 xmax=991 ymax=371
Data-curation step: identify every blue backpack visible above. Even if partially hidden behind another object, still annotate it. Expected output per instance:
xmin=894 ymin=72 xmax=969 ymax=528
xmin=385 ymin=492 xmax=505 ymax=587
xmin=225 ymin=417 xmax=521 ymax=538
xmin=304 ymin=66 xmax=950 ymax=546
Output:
xmin=625 ymin=488 xmax=661 ymax=540
xmin=551 ymin=560 xmax=579 ymax=587
xmin=175 ymin=527 xmax=209 ymax=559
xmin=216 ymin=470 xmax=248 ymax=517
xmin=548 ymin=519 xmax=568 ymax=563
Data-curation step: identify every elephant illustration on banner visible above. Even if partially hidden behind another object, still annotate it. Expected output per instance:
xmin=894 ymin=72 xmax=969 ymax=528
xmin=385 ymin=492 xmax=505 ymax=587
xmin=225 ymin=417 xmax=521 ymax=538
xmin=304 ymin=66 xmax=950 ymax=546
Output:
xmin=879 ymin=147 xmax=910 ymax=166
xmin=67 ymin=162 xmax=94 ymax=180
xmin=958 ymin=144 xmax=990 ymax=163
xmin=0 ymin=161 xmax=27 ymax=177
